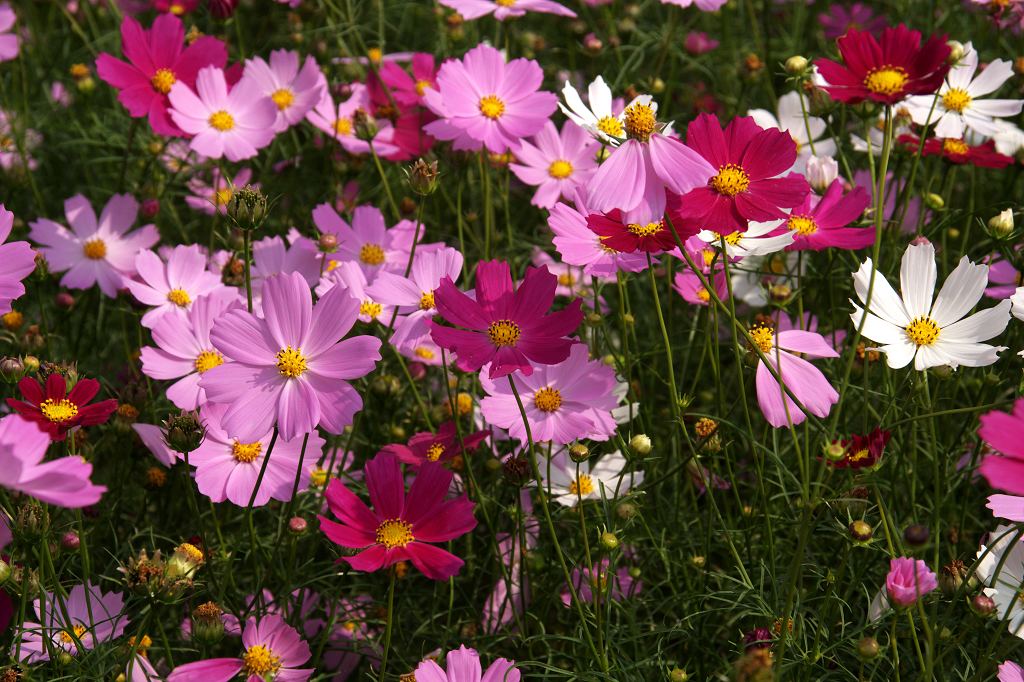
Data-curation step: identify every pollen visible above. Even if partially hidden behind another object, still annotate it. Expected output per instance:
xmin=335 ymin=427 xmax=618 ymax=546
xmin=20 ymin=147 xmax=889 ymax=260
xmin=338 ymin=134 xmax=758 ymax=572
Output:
xmin=414 ymin=79 xmax=432 ymax=96
xmin=271 ymin=88 xmax=295 ymax=111
xmin=375 ymin=518 xmax=414 ymax=549
xmin=623 ymin=102 xmax=657 ymax=142
xmin=215 ymin=188 xmax=233 ymax=206
xmin=82 ymin=238 xmax=107 ymax=260
xmin=231 ymin=440 xmax=263 ymax=463
xmin=479 ymin=95 xmax=506 ymax=120
xmin=787 ymin=215 xmax=818 ymax=235
xmin=748 ymin=325 xmax=774 ymax=354
xmin=626 ymin=221 xmax=663 ymax=237
xmin=569 ymin=473 xmax=595 ymax=496
xmin=419 ymin=291 xmax=435 ymax=310
xmin=848 ymin=448 xmax=870 ymax=463
xmin=487 ymin=319 xmax=521 ymax=347
xmin=942 ymin=138 xmax=969 ymax=155
xmin=905 ymin=316 xmax=940 ymax=346
xmin=40 ymin=398 xmax=78 ymax=423
xmin=59 ymin=624 xmax=87 ymax=645
xmin=275 ymin=345 xmax=308 ymax=378
xmin=695 ymin=287 xmax=711 ymax=303
xmin=596 ymin=115 xmax=624 ymax=138
xmin=558 ymin=273 xmax=574 ymax=286
xmin=534 ymin=387 xmax=563 ymax=412
xmin=176 ymin=542 xmax=204 ymax=564
xmin=360 ymin=300 xmax=383 ymax=320
xmin=208 ymin=110 xmax=235 ymax=132
xmin=711 ymin=164 xmax=751 ymax=196
xmin=359 ymin=243 xmax=386 ymax=266
xmin=334 ymin=118 xmax=353 ymax=136
xmin=167 ymin=288 xmax=191 ymax=307
xmin=426 ymin=443 xmax=445 ymax=461
xmin=942 ymin=87 xmax=972 ymax=113
xmin=415 ymin=346 xmax=436 ymax=360
xmin=194 ymin=350 xmax=224 ymax=374
xmin=863 ymin=66 xmax=909 ymax=96
xmin=694 ymin=417 xmax=718 ymax=438
xmin=243 ymin=644 xmax=281 ymax=677
xmin=150 ymin=68 xmax=177 ymax=94
xmin=722 ymin=231 xmax=743 ymax=245
xmin=548 ymin=159 xmax=574 ymax=179
xmin=310 ymin=467 xmax=329 ymax=486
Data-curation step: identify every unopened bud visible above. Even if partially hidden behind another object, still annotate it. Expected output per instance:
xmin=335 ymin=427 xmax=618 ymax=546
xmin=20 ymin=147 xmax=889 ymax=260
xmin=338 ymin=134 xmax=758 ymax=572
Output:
xmin=318 ymin=234 xmax=338 ymax=253
xmin=947 ymin=40 xmax=965 ymax=63
xmin=923 ymin=193 xmax=944 ymax=210
xmin=162 ymin=410 xmax=205 ymax=454
xmin=61 ymin=531 xmax=80 ymax=552
xmin=0 ymin=559 xmax=10 ymax=585
xmin=22 ymin=355 xmax=39 ymax=374
xmin=569 ymin=443 xmax=590 ymax=463
xmin=988 ymin=209 xmax=1014 ymax=238
xmin=669 ymin=668 xmax=689 ymax=682
xmin=824 ymin=440 xmax=846 ymax=462
xmin=849 ymin=520 xmax=873 ymax=542
xmin=599 ymin=531 xmax=619 ymax=551
xmin=785 ymin=55 xmax=809 ymax=75
xmin=630 ymin=434 xmax=652 ymax=456
xmin=167 ymin=543 xmax=204 ymax=580
xmin=407 ymin=159 xmax=440 ymax=196
xmin=353 ymin=109 xmax=378 ymax=141
xmin=226 ymin=185 xmax=269 ymax=230
xmin=857 ymin=636 xmax=880 ymax=660
xmin=55 ymin=292 xmax=75 ymax=309
xmin=903 ymin=523 xmax=929 ymax=546
xmin=288 ymin=517 xmax=308 ymax=535
xmin=0 ymin=356 xmax=25 ymax=383
xmin=140 ymin=198 xmax=160 ymax=219
xmin=971 ymin=593 xmax=996 ymax=617
xmin=583 ymin=33 xmax=603 ymax=54
xmin=192 ymin=601 xmax=225 ymax=645
xmin=616 ymin=502 xmax=638 ymax=519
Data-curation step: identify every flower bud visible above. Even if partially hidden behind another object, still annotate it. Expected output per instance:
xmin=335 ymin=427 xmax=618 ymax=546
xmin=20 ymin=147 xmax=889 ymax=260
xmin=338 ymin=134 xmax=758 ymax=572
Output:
xmin=162 ymin=410 xmax=205 ymax=454
xmin=167 ymin=543 xmax=204 ymax=580
xmin=288 ymin=517 xmax=308 ymax=535
xmin=849 ymin=520 xmax=873 ymax=543
xmin=22 ymin=355 xmax=39 ymax=374
xmin=939 ymin=559 xmax=973 ymax=595
xmin=947 ymin=40 xmax=965 ymax=63
xmin=599 ymin=531 xmax=619 ymax=551
xmin=583 ymin=33 xmax=603 ymax=54
xmin=988 ymin=209 xmax=1014 ymax=238
xmin=353 ymin=109 xmax=379 ymax=141
xmin=824 ymin=440 xmax=846 ymax=462
xmin=140 ymin=198 xmax=160 ymax=219
xmin=630 ymin=434 xmax=652 ymax=456
xmin=407 ymin=158 xmax=440 ymax=196
xmin=616 ymin=502 xmax=638 ymax=519
xmin=690 ymin=555 xmax=706 ymax=569
xmin=209 ymin=0 xmax=238 ymax=18
xmin=857 ymin=636 xmax=880 ymax=660
xmin=568 ymin=443 xmax=590 ymax=463
xmin=226 ymin=185 xmax=269 ymax=230
xmin=903 ymin=524 xmax=929 ymax=546
xmin=971 ymin=593 xmax=996 ymax=617
xmin=0 ymin=356 xmax=25 ymax=383
xmin=55 ymin=292 xmax=75 ymax=309
xmin=502 ymin=455 xmax=530 ymax=487
xmin=191 ymin=601 xmax=225 ymax=645
xmin=785 ymin=55 xmax=809 ymax=75
xmin=0 ymin=559 xmax=10 ymax=585
xmin=923 ymin=193 xmax=944 ymax=210
xmin=669 ymin=668 xmax=688 ymax=682
xmin=16 ymin=499 xmax=49 ymax=543
xmin=61 ymin=531 xmax=80 ymax=552
xmin=318 ymin=234 xmax=339 ymax=253
xmin=805 ymin=155 xmax=838 ymax=193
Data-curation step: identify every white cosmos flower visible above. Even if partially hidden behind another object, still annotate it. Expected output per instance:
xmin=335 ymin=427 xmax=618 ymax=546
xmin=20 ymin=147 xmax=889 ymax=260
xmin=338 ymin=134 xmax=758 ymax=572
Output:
xmin=905 ymin=42 xmax=1022 ymax=139
xmin=850 ymin=242 xmax=1011 ymax=370
xmin=976 ymin=524 xmax=1024 ymax=639
xmin=697 ymin=223 xmax=795 ymax=259
xmin=560 ymin=76 xmax=626 ymax=146
xmin=992 ymin=119 xmax=1024 ymax=157
xmin=747 ymin=91 xmax=837 ymax=173
xmin=543 ymin=448 xmax=641 ymax=507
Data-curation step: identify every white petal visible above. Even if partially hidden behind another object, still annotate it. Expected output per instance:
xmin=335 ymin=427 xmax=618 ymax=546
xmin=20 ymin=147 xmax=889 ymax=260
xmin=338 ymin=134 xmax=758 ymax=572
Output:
xmin=588 ymin=76 xmax=614 ymax=118
xmin=852 ymin=259 xmax=911 ymax=326
xmin=851 ymin=304 xmax=909 ymax=345
xmin=941 ymin=299 xmax=1011 ymax=342
xmin=880 ymin=339 xmax=916 ymax=369
xmin=930 ymin=255 xmax=988 ymax=326
xmin=930 ymin=340 xmax=1006 ymax=368
xmin=900 ymin=242 xmax=936 ymax=319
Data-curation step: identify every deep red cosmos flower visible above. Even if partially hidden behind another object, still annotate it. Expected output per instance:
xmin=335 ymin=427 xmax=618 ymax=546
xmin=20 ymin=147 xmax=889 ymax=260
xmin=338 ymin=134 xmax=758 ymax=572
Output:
xmin=7 ymin=374 xmax=118 ymax=442
xmin=830 ymin=427 xmax=891 ymax=469
xmin=815 ymin=24 xmax=950 ymax=105
xmin=586 ymin=211 xmax=677 ymax=253
xmin=898 ymin=134 xmax=1015 ymax=168
xmin=674 ymin=114 xmax=809 ymax=232
xmin=380 ymin=421 xmax=490 ymax=467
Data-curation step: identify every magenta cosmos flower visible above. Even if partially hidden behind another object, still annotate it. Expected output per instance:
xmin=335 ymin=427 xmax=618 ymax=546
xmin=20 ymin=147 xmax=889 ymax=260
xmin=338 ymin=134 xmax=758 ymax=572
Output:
xmin=0 ymin=415 xmax=106 ymax=508
xmin=771 ymin=178 xmax=872 ymax=251
xmin=439 ymin=0 xmax=575 ymax=20
xmin=202 ymin=271 xmax=381 ymax=441
xmin=140 ymin=289 xmax=242 ymax=410
xmin=748 ymin=324 xmax=839 ymax=428
xmin=0 ymin=204 xmax=35 ymax=315
xmin=510 ymin=120 xmax=599 ymax=209
xmin=168 ymin=614 xmax=312 ymax=682
xmin=415 ymin=645 xmax=519 ymax=682
xmin=30 ymin=194 xmax=159 ymax=298
xmin=312 ymin=203 xmax=417 ymax=277
xmin=96 ymin=13 xmax=227 ymax=136
xmin=886 ymin=557 xmax=938 ymax=607
xmin=378 ymin=53 xmax=438 ymax=106
xmin=8 ymin=373 xmax=118 ymax=442
xmin=127 ymin=245 xmax=229 ymax=328
xmin=979 ymin=399 xmax=1024 ymax=495
xmin=168 ymin=66 xmax=277 ymax=161
xmin=243 ymin=49 xmax=323 ymax=132
xmin=380 ymin=421 xmax=490 ymax=467
xmin=16 ymin=582 xmax=127 ymax=663
xmin=423 ymin=43 xmax=556 ymax=153
xmin=548 ymin=189 xmax=649 ymax=277
xmin=675 ymin=114 xmax=810 ymax=232
xmin=319 ymin=452 xmax=477 ymax=580
xmin=431 ymin=260 xmax=584 ymax=379
xmin=0 ymin=3 xmax=18 ymax=62
xmin=818 ymin=3 xmax=887 ymax=40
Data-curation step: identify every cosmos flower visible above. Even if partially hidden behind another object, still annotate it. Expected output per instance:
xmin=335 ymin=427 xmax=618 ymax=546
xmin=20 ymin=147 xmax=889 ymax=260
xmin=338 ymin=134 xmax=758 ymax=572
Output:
xmin=673 ymin=269 xmax=728 ymax=307
xmin=586 ymin=209 xmax=678 ymax=255
xmin=986 ymin=257 xmax=1022 ymax=299
xmin=829 ymin=427 xmax=891 ymax=469
xmin=561 ymin=557 xmax=641 ymax=606
xmin=543 ymin=448 xmax=641 ymax=507
xmin=898 ymin=134 xmax=1015 ymax=168
xmin=0 ymin=204 xmax=35 ymax=316
xmin=312 ymin=203 xmax=417 ymax=278
xmin=8 ymin=373 xmax=118 ymax=442
xmin=250 ymin=235 xmax=322 ymax=296
xmin=661 ymin=0 xmax=727 ymax=9
xmin=0 ymin=3 xmax=18 ymax=62
xmin=886 ymin=557 xmax=938 ymax=607
xmin=185 ymin=167 xmax=254 ymax=216
xmin=415 ymin=645 xmax=519 ymax=682
xmin=30 ymin=194 xmax=159 ymax=298
xmin=747 ymin=323 xmax=839 ymax=428
xmin=509 ymin=120 xmax=599 ymax=209
xmin=548 ymin=189 xmax=650 ymax=277
xmin=559 ymin=75 xmax=626 ymax=146
xmin=127 ymin=245 xmax=229 ymax=328
xmin=817 ymin=2 xmax=886 ymax=39
xmin=316 ymin=260 xmax=395 ymax=324
xmin=850 ymin=242 xmax=1012 ymax=370
xmin=305 ymin=82 xmax=399 ymax=157
xmin=977 ymin=525 xmax=1024 ymax=639
xmin=430 ymin=260 xmax=584 ymax=379
xmin=243 ymin=49 xmax=323 ymax=133
xmin=377 ymin=52 xmax=438 ymax=106
xmin=380 ymin=421 xmax=490 ymax=467
xmin=16 ymin=582 xmax=128 ymax=663
xmin=747 ymin=91 xmax=837 ymax=173
xmin=684 ymin=31 xmax=719 ymax=54
xmin=999 ymin=661 xmax=1024 ymax=682
xmin=439 ymin=0 xmax=575 ymax=20
xmin=318 ymin=452 xmax=477 ymax=580
xmin=696 ymin=221 xmax=796 ymax=258
xmin=978 ymin=399 xmax=1024 ymax=495
xmin=766 ymin=178 xmax=872 ymax=251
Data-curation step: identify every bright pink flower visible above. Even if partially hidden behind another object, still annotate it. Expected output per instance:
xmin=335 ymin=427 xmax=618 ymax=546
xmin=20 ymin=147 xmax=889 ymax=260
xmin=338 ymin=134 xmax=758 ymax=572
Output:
xmin=8 ymin=373 xmax=118 ymax=442
xmin=979 ymin=399 xmax=1024 ymax=495
xmin=16 ymin=582 xmax=126 ymax=663
xmin=684 ymin=31 xmax=719 ymax=54
xmin=885 ymin=557 xmax=938 ymax=607
xmin=96 ymin=14 xmax=227 ymax=136
xmin=154 ymin=0 xmax=200 ymax=13
xmin=815 ymin=24 xmax=950 ymax=105
xmin=29 ymin=194 xmax=159 ymax=298
xmin=510 ymin=120 xmax=599 ymax=209
xmin=201 ymin=271 xmax=381 ymax=441
xmin=316 ymin=260 xmax=396 ymax=324
xmin=319 ymin=452 xmax=477 ymax=580
xmin=987 ymin=257 xmax=1021 ymax=299
xmin=900 ymin=134 xmax=1015 ymax=168
xmin=243 ymin=49 xmax=324 ymax=132
xmin=127 ymin=245 xmax=229 ymax=328
xmin=560 ymin=557 xmax=641 ymax=606
xmin=378 ymin=53 xmax=438 ymax=106
xmin=168 ymin=66 xmax=277 ymax=161
xmin=185 ymin=167 xmax=254 ymax=215
xmin=306 ymin=81 xmax=400 ymax=157
xmin=0 ymin=3 xmax=19 ymax=62
xmin=168 ymin=614 xmax=312 ymax=682
xmin=0 ymin=205 xmax=34 ymax=315
xmin=773 ymin=178 xmax=871 ymax=251
xmin=548 ymin=189 xmax=650 ymax=277
xmin=675 ymin=114 xmax=810 ymax=232
xmin=423 ymin=43 xmax=556 ymax=154
xmin=140 ymin=289 xmax=242 ymax=410
xmin=999 ymin=661 xmax=1024 ymax=682
xmin=312 ymin=203 xmax=418 ymax=278
xmin=380 ymin=421 xmax=490 ymax=467
xmin=0 ymin=415 xmax=105 ymax=507
xmin=431 ymin=260 xmax=584 ymax=378
xmin=439 ymin=0 xmax=575 ymax=19
xmin=673 ymin=269 xmax=727 ymax=307
xmin=749 ymin=324 xmax=839 ymax=428
xmin=416 ymin=645 xmax=519 ymax=682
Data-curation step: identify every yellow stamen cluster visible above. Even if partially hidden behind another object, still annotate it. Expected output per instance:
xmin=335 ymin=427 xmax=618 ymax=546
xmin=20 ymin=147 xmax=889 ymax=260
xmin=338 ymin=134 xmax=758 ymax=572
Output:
xmin=194 ymin=350 xmax=224 ymax=374
xmin=695 ymin=287 xmax=711 ymax=303
xmin=40 ymin=398 xmax=78 ymax=423
xmin=334 ymin=118 xmax=353 ymax=136
xmin=167 ymin=288 xmax=191 ymax=307
xmin=569 ymin=473 xmax=595 ymax=496
xmin=942 ymin=138 xmax=969 ymax=155
xmin=271 ymin=88 xmax=295 ymax=111
xmin=243 ymin=644 xmax=282 ymax=677
xmin=942 ymin=87 xmax=972 ymax=113
xmin=694 ymin=417 xmax=718 ymax=438
xmin=596 ymin=116 xmax=624 ymax=138
xmin=232 ymin=441 xmax=263 ymax=463
xmin=904 ymin=316 xmax=940 ymax=346
xmin=787 ymin=215 xmax=818 ymax=235
xmin=415 ymin=347 xmax=436 ymax=360
xmin=487 ymin=319 xmax=521 ymax=347
xmin=208 ymin=110 xmax=235 ymax=132
xmin=534 ymin=387 xmax=563 ymax=413
xmin=215 ymin=188 xmax=233 ymax=206
xmin=419 ymin=292 xmax=435 ymax=311
xmin=748 ymin=325 xmax=774 ymax=354
xmin=150 ymin=68 xmax=176 ymax=94
xmin=863 ymin=67 xmax=909 ymax=96
xmin=375 ymin=518 xmax=414 ymax=549
xmin=360 ymin=300 xmax=383 ymax=320
xmin=722 ymin=231 xmax=743 ymax=245
xmin=414 ymin=80 xmax=432 ymax=96
xmin=478 ymin=95 xmax=506 ymax=120
xmin=276 ymin=346 xmax=308 ymax=378
xmin=711 ymin=164 xmax=751 ymax=196
xmin=626 ymin=222 xmax=662 ymax=237
xmin=426 ymin=443 xmax=445 ymax=461
xmin=59 ymin=624 xmax=88 ymax=645
xmin=548 ymin=159 xmax=574 ymax=179
xmin=175 ymin=542 xmax=205 ymax=565
xmin=622 ymin=102 xmax=657 ymax=142
xmin=83 ymin=238 xmax=107 ymax=260
xmin=359 ymin=243 xmax=386 ymax=266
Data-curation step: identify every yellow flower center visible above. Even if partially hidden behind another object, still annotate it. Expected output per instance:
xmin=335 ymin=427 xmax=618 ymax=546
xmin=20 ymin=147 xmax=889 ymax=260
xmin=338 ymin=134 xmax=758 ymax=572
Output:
xmin=487 ymin=319 xmax=520 ymax=347
xmin=426 ymin=443 xmax=445 ymax=461
xmin=360 ymin=300 xmax=383 ymax=319
xmin=905 ymin=316 xmax=940 ymax=346
xmin=375 ymin=518 xmax=414 ymax=549
xmin=242 ymin=644 xmax=281 ymax=677
xmin=496 ymin=0 xmax=516 ymax=5
xmin=194 ymin=350 xmax=224 ymax=374
xmin=169 ymin=2 xmax=186 ymax=14
xmin=569 ymin=473 xmax=594 ymax=496
xmin=3 ymin=310 xmax=23 ymax=330
xmin=479 ymin=95 xmax=506 ymax=120
xmin=626 ymin=221 xmax=662 ymax=237
xmin=596 ymin=115 xmax=624 ymax=138
xmin=59 ymin=624 xmax=87 ymax=645
xmin=310 ymin=467 xmax=328 ymax=486
xmin=208 ymin=110 xmax=235 ymax=132
xmin=359 ymin=243 xmax=385 ymax=266
xmin=231 ymin=440 xmax=263 ymax=463
xmin=40 ymin=398 xmax=78 ymax=423
xmin=848 ymin=448 xmax=870 ymax=463
xmin=414 ymin=79 xmax=432 ymax=96
xmin=548 ymin=159 xmax=574 ymax=179
xmin=150 ymin=68 xmax=176 ymax=94
xmin=711 ymin=164 xmax=750 ymax=196
xmin=83 ymin=238 xmax=107 ymax=260
xmin=367 ymin=47 xmax=383 ymax=65
xmin=534 ymin=387 xmax=562 ymax=412
xmin=942 ymin=138 xmax=969 ymax=155
xmin=128 ymin=634 xmax=153 ymax=653
xmin=623 ymin=102 xmax=657 ymax=142
xmin=558 ymin=273 xmax=574 ymax=286
xmin=215 ymin=188 xmax=233 ymax=206
xmin=334 ymin=118 xmax=353 ymax=136
xmin=702 ymin=249 xmax=716 ymax=267
xmin=415 ymin=347 xmax=436 ymax=360
xmin=696 ymin=287 xmax=711 ymax=302
xmin=749 ymin=325 xmax=774 ymax=354
xmin=167 ymin=288 xmax=191 ymax=307
xmin=721 ymin=231 xmax=743 ymax=245
xmin=942 ymin=87 xmax=972 ymax=113
xmin=275 ymin=346 xmax=308 ymax=378
xmin=863 ymin=67 xmax=909 ymax=96
xmin=787 ymin=215 xmax=818 ymax=235
xmin=271 ymin=88 xmax=295 ymax=111
xmin=419 ymin=291 xmax=435 ymax=311
xmin=176 ymin=542 xmax=204 ymax=564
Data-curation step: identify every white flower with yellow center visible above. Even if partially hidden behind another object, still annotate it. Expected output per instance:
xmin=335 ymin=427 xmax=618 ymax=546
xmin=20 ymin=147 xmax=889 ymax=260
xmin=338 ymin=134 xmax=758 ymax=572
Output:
xmin=559 ymin=76 xmax=627 ymax=146
xmin=696 ymin=222 xmax=794 ymax=259
xmin=850 ymin=242 xmax=1011 ymax=370
xmin=543 ymin=448 xmax=642 ymax=507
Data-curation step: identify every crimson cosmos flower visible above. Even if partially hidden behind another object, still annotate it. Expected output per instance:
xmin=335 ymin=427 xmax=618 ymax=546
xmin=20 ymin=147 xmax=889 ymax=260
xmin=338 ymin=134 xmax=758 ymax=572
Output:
xmin=7 ymin=374 xmax=117 ymax=442
xmin=898 ymin=134 xmax=1015 ymax=168
xmin=830 ymin=427 xmax=891 ymax=469
xmin=586 ymin=211 xmax=677 ymax=253
xmin=380 ymin=421 xmax=490 ymax=467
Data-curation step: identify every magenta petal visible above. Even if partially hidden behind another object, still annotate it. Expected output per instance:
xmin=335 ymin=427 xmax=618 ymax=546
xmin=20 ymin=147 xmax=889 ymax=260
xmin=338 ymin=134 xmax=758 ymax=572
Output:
xmin=406 ymin=542 xmax=464 ymax=580
xmin=167 ymin=658 xmax=243 ymax=682
xmin=365 ymin=452 xmax=405 ymax=520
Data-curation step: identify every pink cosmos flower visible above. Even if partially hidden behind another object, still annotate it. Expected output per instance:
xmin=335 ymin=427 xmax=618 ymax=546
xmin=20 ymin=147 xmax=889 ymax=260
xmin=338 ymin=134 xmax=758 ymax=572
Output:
xmin=661 ymin=0 xmax=727 ymax=9
xmin=202 ymin=271 xmax=381 ymax=441
xmin=439 ymin=0 xmax=575 ymax=20
xmin=0 ymin=415 xmax=106 ymax=508
xmin=0 ymin=204 xmax=35 ymax=315
xmin=1000 ymin=662 xmax=1024 ymax=682
xmin=312 ymin=203 xmax=417 ymax=278
xmin=483 ymin=491 xmax=538 ymax=634
xmin=243 ymin=49 xmax=324 ymax=132
xmin=766 ymin=178 xmax=871 ymax=251
xmin=380 ymin=421 xmax=490 ymax=467
xmin=154 ymin=0 xmax=200 ymax=13
xmin=319 ymin=452 xmax=477 ymax=580
xmin=30 ymin=194 xmax=159 ymax=298
xmin=132 ymin=422 xmax=179 ymax=467
xmin=885 ymin=557 xmax=938 ymax=607
xmin=316 ymin=260 xmax=395 ymax=324
xmin=378 ymin=53 xmax=438 ymax=106
xmin=548 ymin=189 xmax=650 ymax=277
xmin=0 ymin=3 xmax=18 ymax=62
xmin=819 ymin=3 xmax=886 ymax=39
xmin=985 ymin=255 xmax=1022 ymax=299
xmin=16 ymin=582 xmax=127 ymax=663
xmin=979 ymin=399 xmax=1024 ymax=495
xmin=684 ymin=31 xmax=719 ymax=54
xmin=423 ymin=43 xmax=557 ymax=154
xmin=431 ymin=260 xmax=584 ymax=378
xmin=509 ymin=120 xmax=599 ymax=209
xmin=676 ymin=114 xmax=810 ymax=232
xmin=168 ymin=614 xmax=312 ymax=682
xmin=185 ymin=167 xmax=254 ymax=215
xmin=168 ymin=66 xmax=277 ymax=162
xmin=673 ymin=269 xmax=728 ymax=307
xmin=479 ymin=344 xmax=618 ymax=444
xmin=561 ymin=557 xmax=641 ymax=606
xmin=748 ymin=323 xmax=839 ymax=428
xmin=0 ymin=109 xmax=40 ymax=172
xmin=96 ymin=13 xmax=227 ymax=136
xmin=251 ymin=235 xmax=322 ymax=296
xmin=186 ymin=402 xmax=325 ymax=506
xmin=415 ymin=645 xmax=519 ymax=682
xmin=127 ymin=245 xmax=229 ymax=328
xmin=140 ymin=289 xmax=242 ymax=410
xmin=306 ymin=82 xmax=399 ymax=157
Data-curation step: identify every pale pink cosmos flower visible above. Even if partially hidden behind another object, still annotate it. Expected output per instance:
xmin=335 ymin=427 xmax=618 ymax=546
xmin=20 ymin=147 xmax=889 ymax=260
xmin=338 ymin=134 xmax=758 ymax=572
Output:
xmin=316 ymin=260 xmax=395 ymax=324
xmin=140 ymin=289 xmax=242 ymax=411
xmin=483 ymin=490 xmax=538 ymax=634
xmin=168 ymin=66 xmax=277 ymax=162
xmin=749 ymin=323 xmax=839 ymax=428
xmin=250 ymin=235 xmax=322 ymax=303
xmin=127 ymin=245 xmax=230 ymax=328
xmin=510 ymin=120 xmax=599 ymax=209
xmin=312 ymin=203 xmax=417 ymax=278
xmin=415 ymin=645 xmax=519 ymax=682
xmin=0 ymin=3 xmax=19 ymax=62
xmin=168 ymin=614 xmax=312 ymax=681
xmin=305 ymin=81 xmax=399 ymax=157
xmin=202 ymin=271 xmax=381 ymax=441
xmin=185 ymin=167 xmax=254 ymax=215
xmin=662 ymin=0 xmax=728 ymax=9
xmin=439 ymin=0 xmax=575 ymax=20
xmin=17 ymin=582 xmax=127 ymax=663
xmin=548 ymin=188 xmax=649 ymax=277
xmin=243 ymin=49 xmax=324 ymax=132
xmin=132 ymin=422 xmax=179 ymax=467
xmin=30 ymin=194 xmax=159 ymax=298
xmin=0 ymin=204 xmax=35 ymax=315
